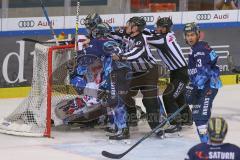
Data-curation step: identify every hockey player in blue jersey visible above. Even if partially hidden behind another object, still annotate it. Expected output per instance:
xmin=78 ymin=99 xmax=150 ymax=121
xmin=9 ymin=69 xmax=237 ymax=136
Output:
xmin=70 ymin=23 xmax=113 ymax=92
xmin=183 ymin=22 xmax=222 ymax=143
xmin=70 ymin=13 xmax=103 ymax=47
xmin=63 ymin=23 xmax=114 ymax=125
xmin=91 ymin=24 xmax=132 ymax=140
xmin=186 ymin=117 xmax=240 ymax=160
xmin=84 ymin=13 xmax=103 ymax=39
xmin=70 ymin=22 xmax=132 ymax=139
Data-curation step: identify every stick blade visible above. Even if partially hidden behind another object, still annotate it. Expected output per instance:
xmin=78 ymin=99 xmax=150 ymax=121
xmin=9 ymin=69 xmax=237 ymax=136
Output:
xmin=22 ymin=38 xmax=39 ymax=43
xmin=102 ymin=151 xmax=124 ymax=159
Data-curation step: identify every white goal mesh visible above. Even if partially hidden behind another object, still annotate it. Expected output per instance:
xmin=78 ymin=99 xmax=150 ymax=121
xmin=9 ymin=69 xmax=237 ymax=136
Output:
xmin=0 ymin=43 xmax=76 ymax=137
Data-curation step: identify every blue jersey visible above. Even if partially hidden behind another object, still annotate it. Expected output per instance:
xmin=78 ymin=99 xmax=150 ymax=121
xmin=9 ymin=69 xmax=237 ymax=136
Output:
xmin=84 ymin=38 xmax=112 ymax=58
xmin=71 ymin=38 xmax=113 ymax=90
xmin=188 ymin=41 xmax=222 ymax=89
xmin=186 ymin=143 xmax=240 ymax=160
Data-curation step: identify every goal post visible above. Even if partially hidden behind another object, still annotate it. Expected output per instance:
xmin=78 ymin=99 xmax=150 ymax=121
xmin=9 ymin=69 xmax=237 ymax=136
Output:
xmin=0 ymin=43 xmax=76 ymax=137
xmin=46 ymin=44 xmax=75 ymax=137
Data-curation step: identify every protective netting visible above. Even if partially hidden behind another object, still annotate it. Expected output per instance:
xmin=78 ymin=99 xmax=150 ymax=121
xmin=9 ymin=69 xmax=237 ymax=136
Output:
xmin=0 ymin=43 xmax=76 ymax=137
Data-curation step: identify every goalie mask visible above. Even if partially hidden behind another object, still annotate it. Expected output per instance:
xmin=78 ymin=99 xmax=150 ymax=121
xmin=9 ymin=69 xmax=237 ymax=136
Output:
xmin=84 ymin=13 xmax=103 ymax=30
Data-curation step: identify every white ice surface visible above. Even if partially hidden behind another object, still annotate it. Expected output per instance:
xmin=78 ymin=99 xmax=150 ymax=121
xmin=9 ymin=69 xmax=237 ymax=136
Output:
xmin=0 ymin=85 xmax=239 ymax=160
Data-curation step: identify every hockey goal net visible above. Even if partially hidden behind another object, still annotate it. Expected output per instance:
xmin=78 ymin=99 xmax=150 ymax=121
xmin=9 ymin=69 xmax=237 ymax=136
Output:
xmin=0 ymin=43 xmax=77 ymax=137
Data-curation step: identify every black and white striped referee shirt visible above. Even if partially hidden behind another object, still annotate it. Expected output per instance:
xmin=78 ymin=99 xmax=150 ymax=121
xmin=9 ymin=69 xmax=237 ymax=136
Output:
xmin=111 ymin=29 xmax=157 ymax=72
xmin=146 ymin=31 xmax=187 ymax=71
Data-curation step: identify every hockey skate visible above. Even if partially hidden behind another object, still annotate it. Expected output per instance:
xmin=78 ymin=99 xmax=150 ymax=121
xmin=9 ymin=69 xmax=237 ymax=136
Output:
xmin=109 ymin=128 xmax=130 ymax=140
xmin=156 ymin=129 xmax=165 ymax=139
xmin=165 ymin=124 xmax=182 ymax=133
xmin=105 ymin=125 xmax=118 ymax=134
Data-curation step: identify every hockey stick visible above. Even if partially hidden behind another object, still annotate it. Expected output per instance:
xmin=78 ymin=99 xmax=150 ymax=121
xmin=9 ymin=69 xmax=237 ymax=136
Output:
xmin=75 ymin=1 xmax=80 ymax=51
xmin=101 ymin=104 xmax=187 ymax=159
xmin=22 ymin=38 xmax=70 ymax=44
xmin=39 ymin=0 xmax=59 ymax=45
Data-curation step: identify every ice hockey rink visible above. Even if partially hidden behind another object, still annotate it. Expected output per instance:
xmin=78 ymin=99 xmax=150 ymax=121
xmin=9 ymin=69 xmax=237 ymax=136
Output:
xmin=0 ymin=85 xmax=239 ymax=160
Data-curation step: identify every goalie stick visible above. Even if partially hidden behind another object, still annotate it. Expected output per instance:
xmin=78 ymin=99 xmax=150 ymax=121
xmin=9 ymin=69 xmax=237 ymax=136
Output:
xmin=101 ymin=104 xmax=187 ymax=159
xmin=39 ymin=0 xmax=59 ymax=45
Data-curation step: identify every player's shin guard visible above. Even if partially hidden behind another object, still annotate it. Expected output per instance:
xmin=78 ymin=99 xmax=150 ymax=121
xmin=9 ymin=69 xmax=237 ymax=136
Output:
xmin=113 ymin=102 xmax=127 ymax=129
xmin=195 ymin=121 xmax=208 ymax=143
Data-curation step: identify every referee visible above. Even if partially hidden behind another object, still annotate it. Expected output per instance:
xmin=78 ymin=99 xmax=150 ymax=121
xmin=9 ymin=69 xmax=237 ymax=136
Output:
xmin=145 ymin=17 xmax=192 ymax=132
xmin=111 ymin=17 xmax=162 ymax=139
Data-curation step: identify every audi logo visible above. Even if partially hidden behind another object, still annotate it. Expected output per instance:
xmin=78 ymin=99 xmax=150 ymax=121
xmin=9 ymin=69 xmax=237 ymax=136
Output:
xmin=80 ymin=18 xmax=85 ymax=25
xmin=196 ymin=14 xmax=211 ymax=20
xmin=140 ymin=16 xmax=154 ymax=23
xmin=18 ymin=20 xmax=35 ymax=28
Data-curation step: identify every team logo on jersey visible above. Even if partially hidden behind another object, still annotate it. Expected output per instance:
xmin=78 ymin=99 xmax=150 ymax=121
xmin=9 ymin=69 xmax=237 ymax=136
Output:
xmin=18 ymin=20 xmax=35 ymax=28
xmin=195 ymin=151 xmax=209 ymax=159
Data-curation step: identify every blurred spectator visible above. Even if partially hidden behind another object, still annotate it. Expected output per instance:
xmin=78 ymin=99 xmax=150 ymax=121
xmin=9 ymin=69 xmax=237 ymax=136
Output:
xmin=215 ymin=0 xmax=239 ymax=10
xmin=188 ymin=0 xmax=214 ymax=11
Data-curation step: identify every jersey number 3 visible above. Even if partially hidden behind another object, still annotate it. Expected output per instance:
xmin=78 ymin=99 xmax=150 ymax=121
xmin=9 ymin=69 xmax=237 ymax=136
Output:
xmin=197 ymin=59 xmax=202 ymax=67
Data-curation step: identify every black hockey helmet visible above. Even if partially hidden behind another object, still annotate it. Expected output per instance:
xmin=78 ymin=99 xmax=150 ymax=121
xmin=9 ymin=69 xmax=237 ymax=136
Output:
xmin=156 ymin=17 xmax=173 ymax=29
xmin=84 ymin=13 xmax=103 ymax=30
xmin=92 ymin=22 xmax=112 ymax=38
xmin=208 ymin=117 xmax=228 ymax=143
xmin=183 ymin=22 xmax=200 ymax=35
xmin=127 ymin=16 xmax=146 ymax=32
